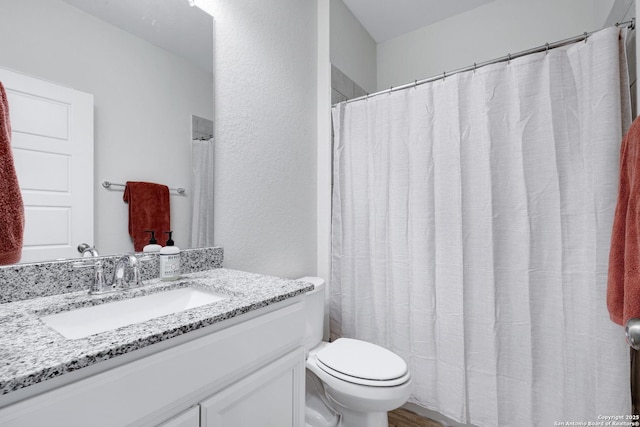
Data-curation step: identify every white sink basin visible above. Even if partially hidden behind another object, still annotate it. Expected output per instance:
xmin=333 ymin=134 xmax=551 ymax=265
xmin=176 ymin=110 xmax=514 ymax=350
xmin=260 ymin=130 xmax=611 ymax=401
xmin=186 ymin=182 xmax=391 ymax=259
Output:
xmin=40 ymin=287 xmax=228 ymax=339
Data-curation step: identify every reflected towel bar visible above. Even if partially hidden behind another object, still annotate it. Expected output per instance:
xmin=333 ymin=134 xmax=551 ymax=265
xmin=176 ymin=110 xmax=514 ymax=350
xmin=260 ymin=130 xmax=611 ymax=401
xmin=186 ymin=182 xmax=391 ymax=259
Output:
xmin=101 ymin=180 xmax=186 ymax=195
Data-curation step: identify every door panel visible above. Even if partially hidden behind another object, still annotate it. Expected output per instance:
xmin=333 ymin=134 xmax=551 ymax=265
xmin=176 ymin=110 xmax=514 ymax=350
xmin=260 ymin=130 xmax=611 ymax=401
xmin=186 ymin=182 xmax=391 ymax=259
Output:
xmin=0 ymin=68 xmax=94 ymax=262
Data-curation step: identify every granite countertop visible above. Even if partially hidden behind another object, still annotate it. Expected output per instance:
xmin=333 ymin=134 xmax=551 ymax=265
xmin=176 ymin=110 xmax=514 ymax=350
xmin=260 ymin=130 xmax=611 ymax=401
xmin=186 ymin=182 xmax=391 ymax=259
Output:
xmin=0 ymin=268 xmax=313 ymax=396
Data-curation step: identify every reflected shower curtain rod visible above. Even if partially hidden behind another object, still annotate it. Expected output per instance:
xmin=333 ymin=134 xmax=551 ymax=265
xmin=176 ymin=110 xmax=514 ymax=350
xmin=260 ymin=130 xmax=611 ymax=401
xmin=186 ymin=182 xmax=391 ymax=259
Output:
xmin=342 ymin=19 xmax=635 ymax=106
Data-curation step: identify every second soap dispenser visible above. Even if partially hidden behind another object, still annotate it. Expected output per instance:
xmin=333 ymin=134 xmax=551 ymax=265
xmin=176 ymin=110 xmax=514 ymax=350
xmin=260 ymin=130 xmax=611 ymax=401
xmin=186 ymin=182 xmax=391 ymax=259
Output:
xmin=159 ymin=231 xmax=180 ymax=281
xmin=143 ymin=230 xmax=162 ymax=253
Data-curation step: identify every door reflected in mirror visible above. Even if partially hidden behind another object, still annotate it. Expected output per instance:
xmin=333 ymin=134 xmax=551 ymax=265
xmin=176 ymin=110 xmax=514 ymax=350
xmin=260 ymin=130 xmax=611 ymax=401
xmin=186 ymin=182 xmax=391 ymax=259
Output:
xmin=0 ymin=0 xmax=214 ymax=264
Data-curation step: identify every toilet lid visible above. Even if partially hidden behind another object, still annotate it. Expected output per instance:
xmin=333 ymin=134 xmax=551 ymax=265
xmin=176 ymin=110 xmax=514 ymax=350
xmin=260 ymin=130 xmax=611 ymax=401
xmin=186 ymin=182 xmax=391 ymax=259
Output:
xmin=315 ymin=338 xmax=408 ymax=386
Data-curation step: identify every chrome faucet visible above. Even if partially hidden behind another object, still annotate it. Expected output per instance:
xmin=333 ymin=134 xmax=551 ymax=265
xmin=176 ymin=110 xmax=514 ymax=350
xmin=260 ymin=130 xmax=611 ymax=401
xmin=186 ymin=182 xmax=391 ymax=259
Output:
xmin=74 ymin=244 xmax=108 ymax=294
xmin=78 ymin=243 xmax=99 ymax=257
xmin=74 ymin=246 xmax=142 ymax=294
xmin=111 ymin=254 xmax=142 ymax=291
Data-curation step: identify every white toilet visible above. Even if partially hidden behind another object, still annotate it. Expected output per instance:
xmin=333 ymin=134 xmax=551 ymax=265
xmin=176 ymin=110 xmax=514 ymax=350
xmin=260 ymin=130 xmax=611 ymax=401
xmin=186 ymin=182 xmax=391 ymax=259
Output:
xmin=300 ymin=277 xmax=412 ymax=427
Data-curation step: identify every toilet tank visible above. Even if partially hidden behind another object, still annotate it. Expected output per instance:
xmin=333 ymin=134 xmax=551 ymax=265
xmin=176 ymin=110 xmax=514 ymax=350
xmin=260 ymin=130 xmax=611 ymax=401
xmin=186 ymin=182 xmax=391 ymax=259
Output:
xmin=298 ymin=277 xmax=325 ymax=351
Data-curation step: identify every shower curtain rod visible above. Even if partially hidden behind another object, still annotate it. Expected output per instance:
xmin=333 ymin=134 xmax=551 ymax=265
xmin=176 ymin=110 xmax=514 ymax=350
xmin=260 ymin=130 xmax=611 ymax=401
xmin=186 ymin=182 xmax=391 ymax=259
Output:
xmin=342 ymin=19 xmax=635 ymax=106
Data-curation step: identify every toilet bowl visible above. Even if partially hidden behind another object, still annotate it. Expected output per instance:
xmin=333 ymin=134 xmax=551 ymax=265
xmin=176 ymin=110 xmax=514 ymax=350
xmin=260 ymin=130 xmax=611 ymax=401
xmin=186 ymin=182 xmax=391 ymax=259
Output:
xmin=299 ymin=277 xmax=412 ymax=427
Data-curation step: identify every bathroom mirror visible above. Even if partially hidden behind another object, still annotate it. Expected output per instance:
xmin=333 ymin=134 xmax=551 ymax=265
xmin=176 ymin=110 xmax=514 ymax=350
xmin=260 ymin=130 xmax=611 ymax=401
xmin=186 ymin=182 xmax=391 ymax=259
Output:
xmin=0 ymin=0 xmax=214 ymax=263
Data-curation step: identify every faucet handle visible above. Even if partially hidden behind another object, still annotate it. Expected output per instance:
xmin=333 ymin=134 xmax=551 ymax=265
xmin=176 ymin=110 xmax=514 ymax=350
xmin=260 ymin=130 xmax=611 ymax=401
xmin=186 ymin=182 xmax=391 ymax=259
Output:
xmin=91 ymin=260 xmax=108 ymax=294
xmin=74 ymin=258 xmax=109 ymax=294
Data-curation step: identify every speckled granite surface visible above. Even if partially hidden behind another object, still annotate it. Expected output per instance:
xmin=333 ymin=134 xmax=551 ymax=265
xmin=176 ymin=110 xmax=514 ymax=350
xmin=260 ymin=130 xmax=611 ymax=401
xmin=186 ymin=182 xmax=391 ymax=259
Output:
xmin=0 ymin=268 xmax=313 ymax=396
xmin=0 ymin=247 xmax=224 ymax=304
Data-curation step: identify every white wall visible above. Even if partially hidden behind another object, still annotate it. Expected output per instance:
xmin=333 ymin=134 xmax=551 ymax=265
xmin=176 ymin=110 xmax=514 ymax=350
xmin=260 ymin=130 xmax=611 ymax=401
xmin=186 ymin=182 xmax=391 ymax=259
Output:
xmin=198 ymin=0 xmax=318 ymax=278
xmin=596 ymin=0 xmax=619 ymax=27
xmin=377 ymin=0 xmax=617 ymax=90
xmin=318 ymin=0 xmax=332 ymax=287
xmin=0 ymin=0 xmax=213 ymax=256
xmin=604 ymin=0 xmax=636 ymax=116
xmin=330 ymin=0 xmax=377 ymax=94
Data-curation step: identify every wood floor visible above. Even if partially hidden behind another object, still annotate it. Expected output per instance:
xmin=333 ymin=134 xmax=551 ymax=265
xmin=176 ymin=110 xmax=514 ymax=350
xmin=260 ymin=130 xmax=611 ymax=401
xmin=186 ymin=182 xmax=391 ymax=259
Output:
xmin=388 ymin=408 xmax=444 ymax=427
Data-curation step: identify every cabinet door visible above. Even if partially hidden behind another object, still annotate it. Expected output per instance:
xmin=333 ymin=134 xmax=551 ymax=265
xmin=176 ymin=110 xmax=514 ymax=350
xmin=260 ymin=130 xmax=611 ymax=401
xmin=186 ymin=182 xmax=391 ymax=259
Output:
xmin=200 ymin=348 xmax=305 ymax=427
xmin=158 ymin=406 xmax=199 ymax=427
xmin=0 ymin=67 xmax=94 ymax=263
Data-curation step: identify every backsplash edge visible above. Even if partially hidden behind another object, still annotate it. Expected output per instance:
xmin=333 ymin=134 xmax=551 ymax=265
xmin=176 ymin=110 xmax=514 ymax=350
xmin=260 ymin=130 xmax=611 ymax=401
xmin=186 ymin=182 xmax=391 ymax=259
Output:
xmin=0 ymin=247 xmax=224 ymax=304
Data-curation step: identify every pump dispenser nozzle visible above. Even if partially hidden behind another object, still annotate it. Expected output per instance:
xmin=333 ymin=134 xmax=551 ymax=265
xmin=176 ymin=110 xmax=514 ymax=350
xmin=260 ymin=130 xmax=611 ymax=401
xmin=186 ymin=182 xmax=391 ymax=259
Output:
xmin=144 ymin=230 xmax=158 ymax=244
xmin=143 ymin=230 xmax=162 ymax=253
xmin=164 ymin=231 xmax=174 ymax=246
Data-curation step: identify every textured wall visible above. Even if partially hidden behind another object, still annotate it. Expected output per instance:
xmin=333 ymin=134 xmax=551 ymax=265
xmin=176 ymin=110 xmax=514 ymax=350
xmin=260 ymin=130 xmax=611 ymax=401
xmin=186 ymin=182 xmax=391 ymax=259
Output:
xmin=199 ymin=0 xmax=318 ymax=278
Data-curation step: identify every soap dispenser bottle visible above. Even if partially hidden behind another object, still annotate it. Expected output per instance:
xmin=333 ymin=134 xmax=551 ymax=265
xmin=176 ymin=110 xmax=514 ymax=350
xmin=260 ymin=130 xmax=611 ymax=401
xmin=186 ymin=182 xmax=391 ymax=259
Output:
xmin=159 ymin=231 xmax=180 ymax=281
xmin=142 ymin=230 xmax=162 ymax=253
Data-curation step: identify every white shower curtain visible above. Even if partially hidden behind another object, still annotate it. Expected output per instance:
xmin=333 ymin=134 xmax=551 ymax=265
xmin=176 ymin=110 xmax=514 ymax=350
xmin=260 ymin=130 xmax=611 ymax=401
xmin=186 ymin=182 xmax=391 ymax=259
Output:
xmin=331 ymin=26 xmax=631 ymax=426
xmin=190 ymin=138 xmax=215 ymax=247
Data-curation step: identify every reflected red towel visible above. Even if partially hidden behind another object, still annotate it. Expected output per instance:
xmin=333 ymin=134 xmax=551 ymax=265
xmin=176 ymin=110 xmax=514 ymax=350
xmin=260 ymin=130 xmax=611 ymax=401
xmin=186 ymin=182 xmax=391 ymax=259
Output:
xmin=123 ymin=181 xmax=170 ymax=252
xmin=608 ymin=117 xmax=640 ymax=325
xmin=0 ymin=82 xmax=24 ymax=265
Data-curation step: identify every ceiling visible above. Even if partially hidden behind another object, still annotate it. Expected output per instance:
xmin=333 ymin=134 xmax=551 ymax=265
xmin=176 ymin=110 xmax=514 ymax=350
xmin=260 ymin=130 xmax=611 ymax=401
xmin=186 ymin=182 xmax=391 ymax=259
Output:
xmin=62 ymin=0 xmax=213 ymax=73
xmin=342 ymin=0 xmax=497 ymax=43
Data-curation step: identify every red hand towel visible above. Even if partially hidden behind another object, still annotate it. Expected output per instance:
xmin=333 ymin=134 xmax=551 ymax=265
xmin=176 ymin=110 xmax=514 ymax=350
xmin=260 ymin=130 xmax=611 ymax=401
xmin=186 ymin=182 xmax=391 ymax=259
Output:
xmin=123 ymin=181 xmax=170 ymax=252
xmin=608 ymin=117 xmax=640 ymax=326
xmin=0 ymin=81 xmax=25 ymax=265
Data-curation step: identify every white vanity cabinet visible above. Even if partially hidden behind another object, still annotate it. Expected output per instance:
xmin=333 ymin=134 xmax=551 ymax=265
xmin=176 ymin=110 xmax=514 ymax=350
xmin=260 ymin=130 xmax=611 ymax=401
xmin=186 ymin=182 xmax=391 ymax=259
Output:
xmin=200 ymin=349 xmax=304 ymax=426
xmin=157 ymin=348 xmax=305 ymax=427
xmin=158 ymin=406 xmax=200 ymax=427
xmin=0 ymin=297 xmax=306 ymax=427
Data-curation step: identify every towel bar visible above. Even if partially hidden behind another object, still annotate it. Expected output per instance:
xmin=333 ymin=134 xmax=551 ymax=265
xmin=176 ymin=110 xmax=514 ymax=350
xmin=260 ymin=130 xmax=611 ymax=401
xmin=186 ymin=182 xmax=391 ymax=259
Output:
xmin=101 ymin=180 xmax=185 ymax=195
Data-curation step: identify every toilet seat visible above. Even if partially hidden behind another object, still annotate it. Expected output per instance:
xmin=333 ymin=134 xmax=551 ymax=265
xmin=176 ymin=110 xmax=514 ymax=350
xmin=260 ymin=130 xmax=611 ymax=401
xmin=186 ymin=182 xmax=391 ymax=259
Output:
xmin=315 ymin=338 xmax=409 ymax=387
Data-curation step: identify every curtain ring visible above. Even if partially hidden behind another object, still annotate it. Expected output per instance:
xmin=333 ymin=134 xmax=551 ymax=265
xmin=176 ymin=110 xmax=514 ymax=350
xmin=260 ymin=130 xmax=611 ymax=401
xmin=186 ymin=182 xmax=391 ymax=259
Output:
xmin=545 ymin=42 xmax=550 ymax=55
xmin=507 ymin=53 xmax=511 ymax=64
xmin=442 ymin=71 xmax=446 ymax=81
xmin=473 ymin=62 xmax=477 ymax=73
xmin=584 ymin=32 xmax=588 ymax=43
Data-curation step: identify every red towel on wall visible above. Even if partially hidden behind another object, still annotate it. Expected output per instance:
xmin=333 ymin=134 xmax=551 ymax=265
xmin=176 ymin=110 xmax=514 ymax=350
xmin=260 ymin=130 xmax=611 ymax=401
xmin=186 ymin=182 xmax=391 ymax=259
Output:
xmin=0 ymin=82 xmax=24 ymax=265
xmin=608 ymin=117 xmax=640 ymax=326
xmin=123 ymin=181 xmax=170 ymax=252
